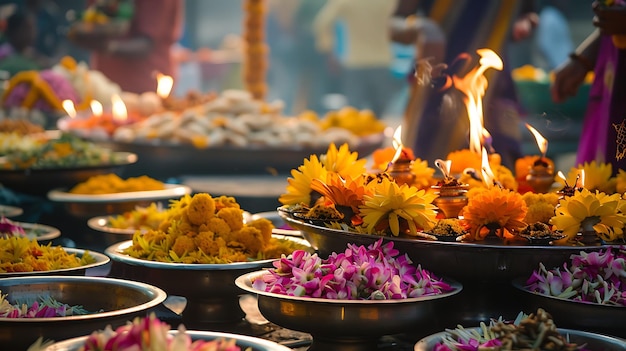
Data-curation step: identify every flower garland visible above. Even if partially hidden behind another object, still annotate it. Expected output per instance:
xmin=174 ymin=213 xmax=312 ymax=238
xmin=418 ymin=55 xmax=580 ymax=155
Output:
xmin=252 ymin=239 xmax=454 ymax=300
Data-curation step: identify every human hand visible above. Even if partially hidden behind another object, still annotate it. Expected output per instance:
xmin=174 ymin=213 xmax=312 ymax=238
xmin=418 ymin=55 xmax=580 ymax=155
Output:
xmin=592 ymin=1 xmax=626 ymax=35
xmin=550 ymin=58 xmax=589 ymax=103
xmin=512 ymin=12 xmax=539 ymax=41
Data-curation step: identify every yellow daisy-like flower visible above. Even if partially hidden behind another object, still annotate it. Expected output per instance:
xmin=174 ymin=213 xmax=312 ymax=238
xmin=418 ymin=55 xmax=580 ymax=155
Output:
xmin=522 ymin=192 xmax=559 ymax=224
xmin=559 ymin=161 xmax=616 ymax=194
xmin=461 ymin=187 xmax=528 ymax=240
xmin=359 ymin=178 xmax=438 ymax=236
xmin=279 ymin=155 xmax=328 ymax=206
xmin=310 ymin=173 xmax=369 ymax=214
xmin=320 ymin=143 xmax=367 ymax=179
xmin=550 ymin=188 xmax=626 ymax=242
xmin=410 ymin=158 xmax=436 ymax=190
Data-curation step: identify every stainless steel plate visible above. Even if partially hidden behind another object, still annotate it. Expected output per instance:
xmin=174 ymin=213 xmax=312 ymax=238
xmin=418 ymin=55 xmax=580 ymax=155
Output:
xmin=0 ymin=248 xmax=110 ymax=278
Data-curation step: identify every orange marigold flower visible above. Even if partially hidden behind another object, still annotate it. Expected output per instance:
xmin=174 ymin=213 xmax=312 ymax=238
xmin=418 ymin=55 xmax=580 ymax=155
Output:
xmin=461 ymin=187 xmax=528 ymax=240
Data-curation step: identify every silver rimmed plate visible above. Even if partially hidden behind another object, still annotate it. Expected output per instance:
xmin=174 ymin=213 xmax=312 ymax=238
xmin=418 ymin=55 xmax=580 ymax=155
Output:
xmin=48 ymin=183 xmax=191 ymax=203
xmin=0 ymin=275 xmax=167 ymax=351
xmin=0 ymin=248 xmax=110 ymax=278
xmin=10 ymin=221 xmax=61 ymax=242
xmin=414 ymin=327 xmax=626 ymax=351
xmin=236 ymin=270 xmax=463 ymax=351
xmin=105 ymin=236 xmax=310 ymax=326
xmin=43 ymin=330 xmax=292 ymax=351
xmin=0 ymin=204 xmax=22 ymax=218
xmin=87 ymin=216 xmax=140 ymax=235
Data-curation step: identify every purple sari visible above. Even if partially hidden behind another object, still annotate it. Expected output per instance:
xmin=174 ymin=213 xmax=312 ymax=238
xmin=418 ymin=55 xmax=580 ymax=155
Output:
xmin=577 ymin=35 xmax=626 ymax=174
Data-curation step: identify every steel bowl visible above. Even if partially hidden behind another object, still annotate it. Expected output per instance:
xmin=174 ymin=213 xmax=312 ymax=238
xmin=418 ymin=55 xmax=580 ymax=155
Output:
xmin=0 ymin=151 xmax=138 ymax=196
xmin=0 ymin=247 xmax=110 ymax=278
xmin=43 ymin=329 xmax=292 ymax=351
xmin=414 ymin=328 xmax=626 ymax=351
xmin=0 ymin=204 xmax=22 ymax=217
xmin=236 ymin=270 xmax=463 ymax=351
xmin=512 ymin=277 xmax=626 ymax=338
xmin=8 ymin=221 xmax=61 ymax=242
xmin=0 ymin=275 xmax=167 ymax=351
xmin=48 ymin=183 xmax=192 ymax=219
xmin=105 ymin=237 xmax=309 ymax=327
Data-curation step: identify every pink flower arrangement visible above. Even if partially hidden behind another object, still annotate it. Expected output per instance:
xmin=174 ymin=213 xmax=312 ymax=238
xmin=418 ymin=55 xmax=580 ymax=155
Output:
xmin=79 ymin=314 xmax=241 ymax=351
xmin=525 ymin=246 xmax=626 ymax=306
xmin=0 ymin=293 xmax=91 ymax=318
xmin=252 ymin=239 xmax=454 ymax=300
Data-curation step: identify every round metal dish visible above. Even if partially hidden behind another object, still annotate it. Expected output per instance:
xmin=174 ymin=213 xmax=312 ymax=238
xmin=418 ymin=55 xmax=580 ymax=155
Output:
xmin=0 ymin=275 xmax=167 ymax=351
xmin=0 ymin=248 xmax=110 ymax=278
xmin=0 ymin=151 xmax=138 ymax=196
xmin=512 ymin=277 xmax=626 ymax=337
xmin=0 ymin=204 xmax=22 ymax=217
xmin=105 ymin=238 xmax=307 ymax=326
xmin=93 ymin=133 xmax=384 ymax=178
xmin=9 ymin=221 xmax=61 ymax=242
xmin=48 ymin=183 xmax=191 ymax=218
xmin=414 ymin=327 xmax=626 ymax=351
xmin=43 ymin=329 xmax=292 ymax=351
xmin=278 ymin=211 xmax=607 ymax=282
xmin=236 ymin=270 xmax=463 ymax=351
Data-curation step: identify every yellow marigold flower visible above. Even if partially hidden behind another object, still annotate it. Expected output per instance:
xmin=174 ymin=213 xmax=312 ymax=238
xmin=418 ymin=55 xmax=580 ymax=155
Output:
xmin=359 ymin=178 xmax=438 ymax=236
xmin=461 ymin=187 xmax=528 ymax=240
xmin=559 ymin=161 xmax=616 ymax=194
xmin=550 ymin=188 xmax=626 ymax=242
xmin=522 ymin=192 xmax=559 ymax=224
xmin=279 ymin=154 xmax=328 ymax=206
xmin=410 ymin=158 xmax=436 ymax=189
xmin=310 ymin=173 xmax=369 ymax=214
xmin=320 ymin=143 xmax=367 ymax=179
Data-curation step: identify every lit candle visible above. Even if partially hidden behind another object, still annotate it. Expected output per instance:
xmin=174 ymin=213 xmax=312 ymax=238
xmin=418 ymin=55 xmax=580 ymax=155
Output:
xmin=432 ymin=158 xmax=468 ymax=218
xmin=62 ymin=99 xmax=77 ymax=118
xmin=387 ymin=125 xmax=415 ymax=186
xmin=90 ymin=100 xmax=103 ymax=118
xmin=524 ymin=123 xmax=554 ymax=193
xmin=111 ymin=94 xmax=128 ymax=124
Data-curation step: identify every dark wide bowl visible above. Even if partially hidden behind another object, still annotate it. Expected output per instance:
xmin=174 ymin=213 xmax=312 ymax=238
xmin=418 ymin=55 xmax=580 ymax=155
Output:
xmin=236 ymin=270 xmax=463 ymax=351
xmin=0 ymin=275 xmax=167 ymax=350
xmin=512 ymin=277 xmax=626 ymax=337
xmin=43 ymin=329 xmax=292 ymax=351
xmin=414 ymin=328 xmax=626 ymax=351
xmin=0 ymin=247 xmax=110 ymax=278
xmin=0 ymin=151 xmax=137 ymax=196
xmin=105 ymin=240 xmax=289 ymax=326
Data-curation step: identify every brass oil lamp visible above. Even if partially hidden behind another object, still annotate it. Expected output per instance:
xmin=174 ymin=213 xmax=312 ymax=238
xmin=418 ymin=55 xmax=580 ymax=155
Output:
xmin=525 ymin=123 xmax=554 ymax=193
xmin=431 ymin=159 xmax=469 ymax=218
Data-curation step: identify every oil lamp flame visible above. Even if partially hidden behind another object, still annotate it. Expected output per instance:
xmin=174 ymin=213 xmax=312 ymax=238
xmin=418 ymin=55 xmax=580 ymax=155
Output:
xmin=435 ymin=159 xmax=452 ymax=180
xmin=62 ymin=100 xmax=76 ymax=118
xmin=578 ymin=169 xmax=585 ymax=188
xmin=526 ymin=123 xmax=548 ymax=158
xmin=111 ymin=94 xmax=128 ymax=123
xmin=90 ymin=100 xmax=103 ymax=117
xmin=452 ymin=49 xmax=503 ymax=155
xmin=481 ymin=147 xmax=496 ymax=188
xmin=156 ymin=73 xmax=174 ymax=99
xmin=390 ymin=125 xmax=404 ymax=164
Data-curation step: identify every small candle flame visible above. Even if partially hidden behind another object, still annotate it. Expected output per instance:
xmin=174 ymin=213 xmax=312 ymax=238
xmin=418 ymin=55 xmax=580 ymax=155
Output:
xmin=390 ymin=125 xmax=404 ymax=164
xmin=156 ymin=73 xmax=174 ymax=99
xmin=90 ymin=100 xmax=103 ymax=117
xmin=111 ymin=94 xmax=128 ymax=123
xmin=578 ymin=169 xmax=585 ymax=189
xmin=435 ymin=159 xmax=452 ymax=180
xmin=62 ymin=100 xmax=77 ymax=118
xmin=557 ymin=171 xmax=567 ymax=182
xmin=525 ymin=123 xmax=548 ymax=158
xmin=481 ymin=147 xmax=496 ymax=188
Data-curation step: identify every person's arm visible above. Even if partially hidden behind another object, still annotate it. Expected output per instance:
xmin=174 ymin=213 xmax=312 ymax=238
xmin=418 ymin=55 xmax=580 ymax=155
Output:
xmin=312 ymin=0 xmax=344 ymax=54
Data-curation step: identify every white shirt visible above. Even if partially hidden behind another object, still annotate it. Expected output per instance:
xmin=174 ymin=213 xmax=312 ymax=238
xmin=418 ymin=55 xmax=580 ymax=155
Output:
xmin=313 ymin=0 xmax=399 ymax=68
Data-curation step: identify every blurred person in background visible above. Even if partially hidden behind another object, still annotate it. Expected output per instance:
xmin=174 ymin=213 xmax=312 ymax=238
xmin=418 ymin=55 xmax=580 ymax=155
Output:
xmin=535 ymin=0 xmax=574 ymax=70
xmin=0 ymin=9 xmax=41 ymax=76
xmin=394 ymin=0 xmax=538 ymax=169
xmin=551 ymin=1 xmax=626 ymax=174
xmin=69 ymin=0 xmax=184 ymax=94
xmin=313 ymin=0 xmax=399 ymax=119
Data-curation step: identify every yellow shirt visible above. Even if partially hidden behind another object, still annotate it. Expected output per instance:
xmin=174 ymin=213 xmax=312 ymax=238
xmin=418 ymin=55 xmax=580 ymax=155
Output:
xmin=313 ymin=0 xmax=399 ymax=68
